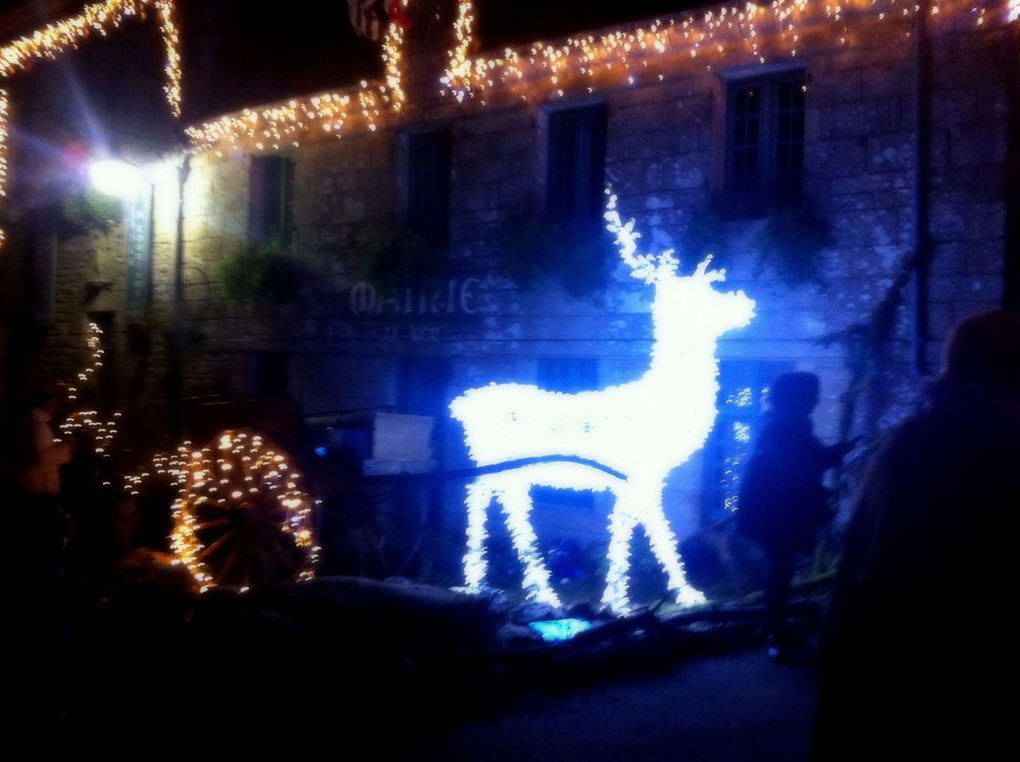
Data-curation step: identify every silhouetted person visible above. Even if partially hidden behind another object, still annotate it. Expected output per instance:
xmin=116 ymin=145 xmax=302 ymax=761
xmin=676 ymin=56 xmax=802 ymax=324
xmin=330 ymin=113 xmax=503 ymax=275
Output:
xmin=814 ymin=310 xmax=1020 ymax=759
xmin=16 ymin=390 xmax=73 ymax=497
xmin=738 ymin=372 xmax=853 ymax=657
xmin=13 ymin=391 xmax=75 ymax=562
xmin=8 ymin=393 xmax=76 ymax=724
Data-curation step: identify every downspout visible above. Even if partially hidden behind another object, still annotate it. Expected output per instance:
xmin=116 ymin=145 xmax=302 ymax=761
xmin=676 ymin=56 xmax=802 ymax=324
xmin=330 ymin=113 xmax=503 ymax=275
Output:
xmin=1004 ymin=16 xmax=1020 ymax=313
xmin=913 ymin=0 xmax=934 ymax=374
xmin=167 ymin=152 xmax=190 ymax=434
xmin=173 ymin=153 xmax=190 ymax=308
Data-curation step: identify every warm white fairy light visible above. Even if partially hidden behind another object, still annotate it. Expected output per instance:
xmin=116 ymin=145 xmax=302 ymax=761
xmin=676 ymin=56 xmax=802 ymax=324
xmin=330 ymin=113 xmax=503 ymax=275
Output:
xmin=169 ymin=429 xmax=319 ymax=592
xmin=185 ymin=0 xmax=1011 ymax=155
xmin=450 ymin=190 xmax=756 ymax=614
xmin=155 ymin=0 xmax=183 ymax=118
xmin=187 ymin=6 xmax=414 ymax=154
xmin=0 ymin=0 xmax=183 ymax=248
xmin=382 ymin=0 xmax=409 ymax=113
xmin=53 ymin=322 xmax=123 ymax=457
xmin=185 ymin=81 xmax=392 ymax=154
xmin=0 ymin=87 xmax=7 ymax=200
xmin=439 ymin=0 xmax=1007 ymax=104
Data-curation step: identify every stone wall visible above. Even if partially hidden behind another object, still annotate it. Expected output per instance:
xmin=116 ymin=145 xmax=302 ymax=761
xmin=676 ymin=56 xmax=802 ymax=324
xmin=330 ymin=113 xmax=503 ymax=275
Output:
xmin=9 ymin=5 xmax=1011 ymax=551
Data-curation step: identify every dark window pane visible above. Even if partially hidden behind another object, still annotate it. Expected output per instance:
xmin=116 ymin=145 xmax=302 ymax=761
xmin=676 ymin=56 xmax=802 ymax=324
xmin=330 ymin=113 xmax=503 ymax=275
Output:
xmin=249 ymin=155 xmax=294 ymax=245
xmin=546 ymin=104 xmax=607 ymax=232
xmin=725 ymin=71 xmax=805 ymax=209
xmin=537 ymin=357 xmax=598 ymax=393
xmin=253 ymin=351 xmax=290 ymax=398
xmin=406 ymin=128 xmax=452 ymax=246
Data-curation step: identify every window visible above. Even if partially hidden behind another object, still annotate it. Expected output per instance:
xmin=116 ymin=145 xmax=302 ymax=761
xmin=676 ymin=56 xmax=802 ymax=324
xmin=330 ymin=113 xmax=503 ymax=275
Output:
xmin=701 ymin=360 xmax=793 ymax=526
xmin=405 ymin=128 xmax=452 ymax=246
xmin=545 ymin=103 xmax=607 ymax=233
xmin=249 ymin=155 xmax=295 ymax=245
xmin=253 ymin=351 xmax=290 ymax=398
xmin=30 ymin=231 xmax=56 ymax=323
xmin=536 ymin=357 xmax=598 ymax=393
xmin=725 ymin=70 xmax=805 ymax=213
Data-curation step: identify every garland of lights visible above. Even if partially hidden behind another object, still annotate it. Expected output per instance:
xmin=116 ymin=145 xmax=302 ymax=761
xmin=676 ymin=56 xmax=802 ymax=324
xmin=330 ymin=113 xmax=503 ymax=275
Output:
xmin=0 ymin=0 xmax=182 ymax=249
xmin=183 ymin=0 xmax=1015 ymax=156
xmin=449 ymin=190 xmax=756 ymax=614
xmin=440 ymin=0 xmax=1010 ymax=105
xmin=48 ymin=324 xmax=319 ymax=591
xmin=169 ymin=430 xmax=319 ymax=593
xmin=185 ymin=2 xmax=412 ymax=155
xmin=53 ymin=321 xmax=122 ymax=458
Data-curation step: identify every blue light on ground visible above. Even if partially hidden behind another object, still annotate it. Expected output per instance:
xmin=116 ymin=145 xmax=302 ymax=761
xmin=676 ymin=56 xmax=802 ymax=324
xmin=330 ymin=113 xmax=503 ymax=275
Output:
xmin=314 ymin=446 xmax=328 ymax=457
xmin=528 ymin=618 xmax=593 ymax=643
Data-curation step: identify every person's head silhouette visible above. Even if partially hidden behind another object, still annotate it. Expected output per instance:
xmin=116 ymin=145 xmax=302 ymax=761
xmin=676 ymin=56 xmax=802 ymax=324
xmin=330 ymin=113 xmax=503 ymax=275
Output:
xmin=768 ymin=371 xmax=820 ymax=418
xmin=942 ymin=309 xmax=1020 ymax=395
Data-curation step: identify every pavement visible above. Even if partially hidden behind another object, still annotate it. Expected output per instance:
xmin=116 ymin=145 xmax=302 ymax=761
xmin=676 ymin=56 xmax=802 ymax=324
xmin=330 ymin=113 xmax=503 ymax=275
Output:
xmin=406 ymin=648 xmax=817 ymax=761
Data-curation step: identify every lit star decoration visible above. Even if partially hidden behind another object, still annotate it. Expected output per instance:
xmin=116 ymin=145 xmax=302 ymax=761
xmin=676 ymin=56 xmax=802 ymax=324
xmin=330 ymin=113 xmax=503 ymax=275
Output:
xmin=439 ymin=0 xmax=1011 ymax=104
xmin=0 ymin=0 xmax=183 ymax=248
xmin=450 ymin=190 xmax=756 ymax=614
xmin=169 ymin=430 xmax=319 ymax=593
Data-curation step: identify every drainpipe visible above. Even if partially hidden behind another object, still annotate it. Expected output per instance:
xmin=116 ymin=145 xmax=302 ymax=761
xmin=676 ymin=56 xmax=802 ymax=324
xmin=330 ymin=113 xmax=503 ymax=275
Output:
xmin=173 ymin=153 xmax=190 ymax=309
xmin=912 ymin=0 xmax=934 ymax=375
xmin=1004 ymin=18 xmax=1020 ymax=313
xmin=167 ymin=151 xmax=190 ymax=434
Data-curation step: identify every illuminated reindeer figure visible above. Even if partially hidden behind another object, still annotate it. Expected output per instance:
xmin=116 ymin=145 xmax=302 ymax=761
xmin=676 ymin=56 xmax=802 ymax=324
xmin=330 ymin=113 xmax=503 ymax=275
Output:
xmin=450 ymin=191 xmax=755 ymax=613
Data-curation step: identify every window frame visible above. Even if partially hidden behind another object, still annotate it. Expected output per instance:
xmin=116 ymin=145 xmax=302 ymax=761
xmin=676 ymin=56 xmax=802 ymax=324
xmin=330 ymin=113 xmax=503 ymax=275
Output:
xmin=400 ymin=125 xmax=453 ymax=247
xmin=541 ymin=100 xmax=608 ymax=235
xmin=721 ymin=66 xmax=806 ymax=215
xmin=248 ymin=153 xmax=296 ymax=247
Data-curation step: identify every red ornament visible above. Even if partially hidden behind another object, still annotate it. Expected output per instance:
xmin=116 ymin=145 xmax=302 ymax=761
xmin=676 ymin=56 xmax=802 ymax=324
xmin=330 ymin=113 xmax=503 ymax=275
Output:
xmin=60 ymin=141 xmax=90 ymax=170
xmin=387 ymin=1 xmax=412 ymax=30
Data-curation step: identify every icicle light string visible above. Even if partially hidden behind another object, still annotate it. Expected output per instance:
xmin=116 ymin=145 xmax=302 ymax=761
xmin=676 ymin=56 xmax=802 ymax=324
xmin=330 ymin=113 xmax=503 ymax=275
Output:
xmin=440 ymin=0 xmax=1009 ymax=104
xmin=185 ymin=0 xmax=1010 ymax=156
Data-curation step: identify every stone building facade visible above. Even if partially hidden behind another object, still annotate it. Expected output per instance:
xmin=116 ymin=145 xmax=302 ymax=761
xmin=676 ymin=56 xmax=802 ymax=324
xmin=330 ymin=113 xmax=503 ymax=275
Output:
xmin=3 ymin=0 xmax=1017 ymax=547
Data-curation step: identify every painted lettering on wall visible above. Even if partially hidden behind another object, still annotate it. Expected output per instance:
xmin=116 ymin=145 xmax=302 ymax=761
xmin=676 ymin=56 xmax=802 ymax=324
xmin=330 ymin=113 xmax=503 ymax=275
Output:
xmin=348 ymin=277 xmax=482 ymax=317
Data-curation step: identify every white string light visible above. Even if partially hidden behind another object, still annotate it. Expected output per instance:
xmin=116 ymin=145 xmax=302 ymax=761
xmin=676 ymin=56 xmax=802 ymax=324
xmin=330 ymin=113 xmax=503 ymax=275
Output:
xmin=450 ymin=191 xmax=756 ymax=614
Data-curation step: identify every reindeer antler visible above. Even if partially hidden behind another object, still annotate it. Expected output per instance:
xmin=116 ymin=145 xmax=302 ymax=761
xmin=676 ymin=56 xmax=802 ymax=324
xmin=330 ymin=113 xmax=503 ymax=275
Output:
xmin=693 ymin=255 xmax=727 ymax=284
xmin=603 ymin=187 xmax=679 ymax=284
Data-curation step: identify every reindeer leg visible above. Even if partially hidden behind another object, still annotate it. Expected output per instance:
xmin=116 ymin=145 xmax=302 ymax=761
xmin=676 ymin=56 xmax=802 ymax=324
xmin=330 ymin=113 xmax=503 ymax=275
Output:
xmin=463 ymin=479 xmax=493 ymax=593
xmin=639 ymin=485 xmax=707 ymax=608
xmin=495 ymin=484 xmax=561 ymax=608
xmin=602 ymin=490 xmax=640 ymax=615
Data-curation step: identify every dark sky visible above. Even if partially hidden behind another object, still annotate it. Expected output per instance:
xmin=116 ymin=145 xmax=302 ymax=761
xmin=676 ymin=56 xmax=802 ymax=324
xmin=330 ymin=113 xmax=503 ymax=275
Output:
xmin=475 ymin=0 xmax=712 ymax=51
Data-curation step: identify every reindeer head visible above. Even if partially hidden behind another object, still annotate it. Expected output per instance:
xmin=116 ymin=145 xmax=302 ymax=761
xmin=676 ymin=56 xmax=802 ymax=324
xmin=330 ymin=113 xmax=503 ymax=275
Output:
xmin=604 ymin=189 xmax=755 ymax=344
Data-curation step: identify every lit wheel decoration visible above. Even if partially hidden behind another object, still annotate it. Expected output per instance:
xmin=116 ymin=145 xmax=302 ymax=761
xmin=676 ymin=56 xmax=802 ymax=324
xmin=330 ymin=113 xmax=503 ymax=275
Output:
xmin=170 ymin=429 xmax=319 ymax=592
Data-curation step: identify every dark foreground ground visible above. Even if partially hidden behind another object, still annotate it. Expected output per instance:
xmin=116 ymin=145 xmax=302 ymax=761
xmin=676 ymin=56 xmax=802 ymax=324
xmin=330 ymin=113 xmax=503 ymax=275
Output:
xmin=405 ymin=649 xmax=816 ymax=762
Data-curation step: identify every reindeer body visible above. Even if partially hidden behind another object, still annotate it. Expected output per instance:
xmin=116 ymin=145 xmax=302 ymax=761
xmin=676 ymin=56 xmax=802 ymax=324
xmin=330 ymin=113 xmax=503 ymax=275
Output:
xmin=450 ymin=195 xmax=755 ymax=613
